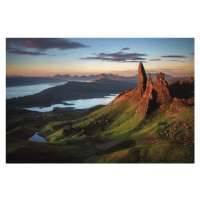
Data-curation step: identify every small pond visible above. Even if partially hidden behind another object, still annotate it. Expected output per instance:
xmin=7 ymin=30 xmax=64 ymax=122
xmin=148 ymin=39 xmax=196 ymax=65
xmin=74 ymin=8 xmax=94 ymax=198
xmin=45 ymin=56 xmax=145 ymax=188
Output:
xmin=28 ymin=132 xmax=47 ymax=142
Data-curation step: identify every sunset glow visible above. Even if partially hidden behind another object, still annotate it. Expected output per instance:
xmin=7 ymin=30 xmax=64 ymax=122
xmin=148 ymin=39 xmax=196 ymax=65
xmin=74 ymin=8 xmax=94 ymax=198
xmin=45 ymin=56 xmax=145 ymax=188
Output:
xmin=6 ymin=38 xmax=194 ymax=77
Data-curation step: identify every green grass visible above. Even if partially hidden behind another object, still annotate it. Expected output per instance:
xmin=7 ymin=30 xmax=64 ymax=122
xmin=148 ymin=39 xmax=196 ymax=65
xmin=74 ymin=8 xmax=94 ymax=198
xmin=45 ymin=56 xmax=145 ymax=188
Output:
xmin=7 ymin=125 xmax=36 ymax=139
xmin=87 ymin=140 xmax=193 ymax=163
xmin=6 ymin=92 xmax=194 ymax=163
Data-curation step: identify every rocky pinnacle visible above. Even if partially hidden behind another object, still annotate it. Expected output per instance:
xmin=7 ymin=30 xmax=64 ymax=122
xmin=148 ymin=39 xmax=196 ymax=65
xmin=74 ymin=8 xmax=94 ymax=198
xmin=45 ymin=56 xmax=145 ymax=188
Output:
xmin=136 ymin=63 xmax=172 ymax=115
xmin=138 ymin=62 xmax=147 ymax=91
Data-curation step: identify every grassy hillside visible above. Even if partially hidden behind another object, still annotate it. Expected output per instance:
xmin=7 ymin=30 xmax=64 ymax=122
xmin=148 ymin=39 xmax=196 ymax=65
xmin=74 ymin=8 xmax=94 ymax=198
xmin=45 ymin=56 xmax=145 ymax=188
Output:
xmin=6 ymin=107 xmax=194 ymax=163
xmin=6 ymin=92 xmax=194 ymax=163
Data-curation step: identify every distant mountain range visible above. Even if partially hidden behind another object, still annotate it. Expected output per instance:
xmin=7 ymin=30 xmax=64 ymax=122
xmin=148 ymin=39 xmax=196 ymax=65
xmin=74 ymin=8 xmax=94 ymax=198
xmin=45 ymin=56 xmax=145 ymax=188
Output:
xmin=6 ymin=73 xmax=190 ymax=87
xmin=53 ymin=73 xmax=189 ymax=82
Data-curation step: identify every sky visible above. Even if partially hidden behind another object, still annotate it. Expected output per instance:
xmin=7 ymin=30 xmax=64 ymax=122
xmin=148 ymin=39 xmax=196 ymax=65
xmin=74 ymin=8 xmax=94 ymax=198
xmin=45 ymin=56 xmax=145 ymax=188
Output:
xmin=6 ymin=38 xmax=194 ymax=77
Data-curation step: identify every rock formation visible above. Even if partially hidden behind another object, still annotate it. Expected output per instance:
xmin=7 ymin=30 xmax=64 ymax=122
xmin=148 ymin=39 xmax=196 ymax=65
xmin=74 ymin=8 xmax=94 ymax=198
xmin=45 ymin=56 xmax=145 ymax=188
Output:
xmin=166 ymin=97 xmax=187 ymax=116
xmin=135 ymin=63 xmax=172 ymax=115
xmin=154 ymin=72 xmax=172 ymax=104
xmin=138 ymin=62 xmax=147 ymax=96
xmin=111 ymin=62 xmax=190 ymax=116
xmin=142 ymin=75 xmax=154 ymax=101
xmin=136 ymin=75 xmax=154 ymax=114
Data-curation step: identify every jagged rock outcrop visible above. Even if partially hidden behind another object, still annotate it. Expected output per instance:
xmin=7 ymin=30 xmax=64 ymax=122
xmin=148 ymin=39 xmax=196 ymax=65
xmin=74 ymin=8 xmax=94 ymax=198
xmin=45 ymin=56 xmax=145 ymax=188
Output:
xmin=142 ymin=75 xmax=154 ymax=101
xmin=154 ymin=72 xmax=172 ymax=104
xmin=185 ymin=97 xmax=194 ymax=106
xmin=168 ymin=76 xmax=194 ymax=100
xmin=136 ymin=65 xmax=172 ymax=115
xmin=187 ymin=76 xmax=194 ymax=82
xmin=166 ymin=97 xmax=187 ymax=116
xmin=111 ymin=62 xmax=190 ymax=116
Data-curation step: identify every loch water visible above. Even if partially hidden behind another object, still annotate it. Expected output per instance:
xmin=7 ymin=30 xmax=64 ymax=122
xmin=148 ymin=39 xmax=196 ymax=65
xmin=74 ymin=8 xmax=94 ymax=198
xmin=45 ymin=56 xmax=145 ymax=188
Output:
xmin=24 ymin=94 xmax=118 ymax=112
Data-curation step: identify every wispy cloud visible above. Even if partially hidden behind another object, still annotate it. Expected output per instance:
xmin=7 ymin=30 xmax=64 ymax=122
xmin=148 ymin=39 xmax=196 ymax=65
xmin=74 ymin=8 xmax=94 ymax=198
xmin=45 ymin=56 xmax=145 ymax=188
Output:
xmin=8 ymin=49 xmax=47 ymax=56
xmin=121 ymin=47 xmax=130 ymax=50
xmin=7 ymin=48 xmax=57 ymax=56
xmin=149 ymin=59 xmax=161 ymax=61
xmin=6 ymin=38 xmax=89 ymax=51
xmin=161 ymin=55 xmax=186 ymax=58
xmin=168 ymin=60 xmax=187 ymax=62
xmin=81 ymin=51 xmax=147 ymax=63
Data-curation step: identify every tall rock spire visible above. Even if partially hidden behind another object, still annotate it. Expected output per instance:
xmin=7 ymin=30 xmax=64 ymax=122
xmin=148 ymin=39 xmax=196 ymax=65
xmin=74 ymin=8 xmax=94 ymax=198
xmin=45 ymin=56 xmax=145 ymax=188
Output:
xmin=138 ymin=62 xmax=147 ymax=95
xmin=138 ymin=62 xmax=147 ymax=88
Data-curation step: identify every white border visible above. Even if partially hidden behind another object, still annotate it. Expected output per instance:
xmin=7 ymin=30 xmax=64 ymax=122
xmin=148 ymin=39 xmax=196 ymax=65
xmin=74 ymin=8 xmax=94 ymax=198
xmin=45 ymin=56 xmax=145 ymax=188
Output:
xmin=1 ymin=1 xmax=199 ymax=200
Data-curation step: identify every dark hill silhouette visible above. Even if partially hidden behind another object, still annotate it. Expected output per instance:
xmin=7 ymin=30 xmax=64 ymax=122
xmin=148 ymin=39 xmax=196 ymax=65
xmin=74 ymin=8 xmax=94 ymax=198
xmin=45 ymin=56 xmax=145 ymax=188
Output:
xmin=6 ymin=79 xmax=136 ymax=108
xmin=168 ymin=76 xmax=194 ymax=99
